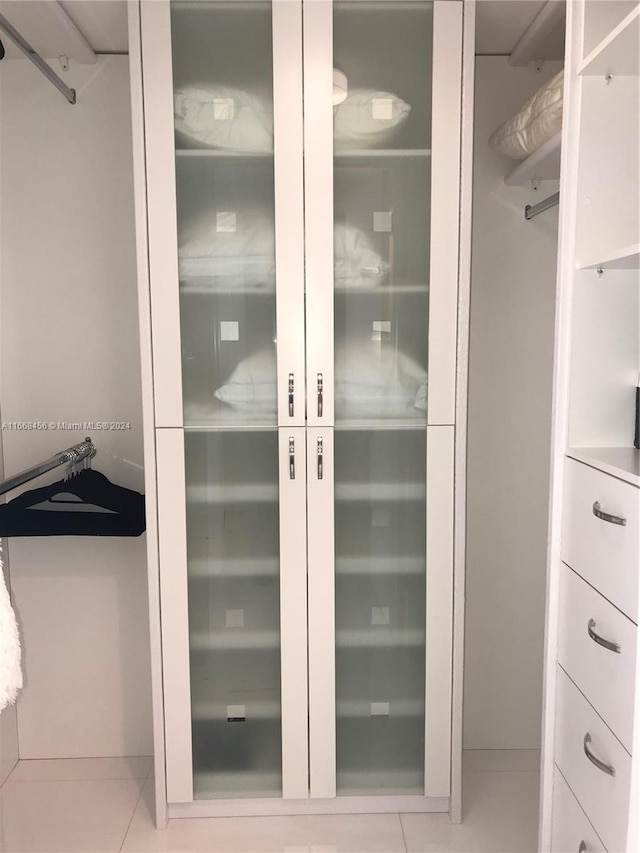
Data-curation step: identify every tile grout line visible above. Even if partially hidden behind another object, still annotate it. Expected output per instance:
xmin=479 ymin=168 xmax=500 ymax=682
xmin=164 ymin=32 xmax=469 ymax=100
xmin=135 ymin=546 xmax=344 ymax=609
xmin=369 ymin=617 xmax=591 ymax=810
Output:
xmin=119 ymin=777 xmax=148 ymax=853
xmin=398 ymin=812 xmax=410 ymax=853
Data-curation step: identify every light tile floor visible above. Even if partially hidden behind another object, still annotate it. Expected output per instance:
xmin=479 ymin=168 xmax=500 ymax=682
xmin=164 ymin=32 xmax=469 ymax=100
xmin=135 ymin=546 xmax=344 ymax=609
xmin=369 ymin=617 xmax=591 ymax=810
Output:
xmin=0 ymin=751 xmax=540 ymax=853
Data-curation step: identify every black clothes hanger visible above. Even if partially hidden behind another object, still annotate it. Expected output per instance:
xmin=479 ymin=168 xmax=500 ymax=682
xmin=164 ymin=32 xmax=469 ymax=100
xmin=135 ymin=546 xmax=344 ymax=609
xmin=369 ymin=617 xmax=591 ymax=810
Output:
xmin=0 ymin=469 xmax=145 ymax=537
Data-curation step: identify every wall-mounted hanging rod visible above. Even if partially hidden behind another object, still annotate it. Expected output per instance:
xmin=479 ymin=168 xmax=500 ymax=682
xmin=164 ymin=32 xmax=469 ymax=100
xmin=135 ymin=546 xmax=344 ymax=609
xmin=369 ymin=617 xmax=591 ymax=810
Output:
xmin=0 ymin=13 xmax=77 ymax=105
xmin=525 ymin=191 xmax=560 ymax=221
xmin=0 ymin=438 xmax=96 ymax=497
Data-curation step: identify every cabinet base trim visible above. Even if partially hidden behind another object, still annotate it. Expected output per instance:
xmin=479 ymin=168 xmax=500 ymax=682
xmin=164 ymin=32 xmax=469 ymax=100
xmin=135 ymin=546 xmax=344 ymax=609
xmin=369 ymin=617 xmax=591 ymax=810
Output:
xmin=168 ymin=796 xmax=449 ymax=818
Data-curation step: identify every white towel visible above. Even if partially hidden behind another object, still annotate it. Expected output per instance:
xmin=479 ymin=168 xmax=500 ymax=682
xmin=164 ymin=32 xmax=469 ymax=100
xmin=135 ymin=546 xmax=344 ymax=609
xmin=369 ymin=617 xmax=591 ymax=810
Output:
xmin=0 ymin=547 xmax=22 ymax=711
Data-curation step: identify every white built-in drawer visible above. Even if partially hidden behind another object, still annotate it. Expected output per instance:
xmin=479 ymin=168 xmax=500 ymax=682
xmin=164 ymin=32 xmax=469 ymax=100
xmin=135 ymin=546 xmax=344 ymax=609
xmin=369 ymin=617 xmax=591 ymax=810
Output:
xmin=551 ymin=767 xmax=606 ymax=853
xmin=555 ymin=667 xmax=632 ymax=853
xmin=562 ymin=458 xmax=639 ymax=622
xmin=558 ymin=563 xmax=637 ymax=752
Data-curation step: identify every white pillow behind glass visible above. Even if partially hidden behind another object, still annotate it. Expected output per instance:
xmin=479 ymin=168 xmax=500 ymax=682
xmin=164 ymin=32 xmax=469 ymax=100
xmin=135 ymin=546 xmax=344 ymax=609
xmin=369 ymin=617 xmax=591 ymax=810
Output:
xmin=334 ymin=89 xmax=411 ymax=148
xmin=174 ymin=85 xmax=273 ymax=152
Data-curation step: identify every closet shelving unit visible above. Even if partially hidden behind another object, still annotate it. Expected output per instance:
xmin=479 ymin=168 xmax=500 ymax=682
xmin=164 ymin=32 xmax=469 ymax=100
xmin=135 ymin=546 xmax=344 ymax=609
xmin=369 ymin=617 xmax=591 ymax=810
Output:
xmin=503 ymin=131 xmax=561 ymax=186
xmin=541 ymin=1 xmax=640 ymax=849
xmin=133 ymin=0 xmax=464 ymax=819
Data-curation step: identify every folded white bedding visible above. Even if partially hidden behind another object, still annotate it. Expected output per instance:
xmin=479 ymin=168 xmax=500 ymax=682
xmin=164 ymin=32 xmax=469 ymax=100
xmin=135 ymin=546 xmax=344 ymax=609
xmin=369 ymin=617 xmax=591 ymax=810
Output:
xmin=175 ymin=85 xmax=411 ymax=152
xmin=488 ymin=70 xmax=563 ymax=160
xmin=213 ymin=342 xmax=427 ymax=419
xmin=179 ymin=215 xmax=388 ymax=289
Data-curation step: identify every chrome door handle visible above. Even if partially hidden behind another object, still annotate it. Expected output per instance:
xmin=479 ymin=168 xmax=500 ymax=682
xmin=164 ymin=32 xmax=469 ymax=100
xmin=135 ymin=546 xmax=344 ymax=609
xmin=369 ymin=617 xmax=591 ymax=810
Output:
xmin=288 ymin=373 xmax=294 ymax=417
xmin=578 ymin=843 xmax=586 ymax=853
xmin=317 ymin=373 xmax=323 ymax=418
xmin=317 ymin=436 xmax=323 ymax=480
xmin=289 ymin=436 xmax=295 ymax=480
xmin=587 ymin=618 xmax=620 ymax=654
xmin=583 ymin=733 xmax=615 ymax=777
xmin=592 ymin=501 xmax=626 ymax=526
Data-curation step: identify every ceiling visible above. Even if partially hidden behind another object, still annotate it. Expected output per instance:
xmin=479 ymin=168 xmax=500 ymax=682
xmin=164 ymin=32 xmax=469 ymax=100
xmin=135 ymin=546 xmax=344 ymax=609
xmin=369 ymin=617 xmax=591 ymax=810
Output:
xmin=0 ymin=0 xmax=563 ymax=61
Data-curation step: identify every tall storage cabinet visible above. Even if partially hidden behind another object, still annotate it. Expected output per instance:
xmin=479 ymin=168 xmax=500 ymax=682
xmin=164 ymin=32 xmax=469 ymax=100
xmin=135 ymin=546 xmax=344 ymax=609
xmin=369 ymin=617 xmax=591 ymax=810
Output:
xmin=541 ymin=1 xmax=640 ymax=849
xmin=133 ymin=0 xmax=464 ymax=817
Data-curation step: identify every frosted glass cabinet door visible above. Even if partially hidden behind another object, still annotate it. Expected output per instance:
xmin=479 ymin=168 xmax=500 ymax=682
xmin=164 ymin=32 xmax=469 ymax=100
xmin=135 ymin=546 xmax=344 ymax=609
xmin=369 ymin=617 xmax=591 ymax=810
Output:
xmin=171 ymin=1 xmax=278 ymax=428
xmin=144 ymin=0 xmax=307 ymax=803
xmin=332 ymin=0 xmax=432 ymax=796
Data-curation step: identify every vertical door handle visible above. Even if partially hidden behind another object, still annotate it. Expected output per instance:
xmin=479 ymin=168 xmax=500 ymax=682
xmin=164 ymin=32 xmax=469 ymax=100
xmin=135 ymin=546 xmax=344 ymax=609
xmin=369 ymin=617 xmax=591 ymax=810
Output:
xmin=578 ymin=843 xmax=587 ymax=853
xmin=317 ymin=436 xmax=323 ymax=480
xmin=288 ymin=373 xmax=294 ymax=417
xmin=317 ymin=373 xmax=323 ymax=418
xmin=289 ymin=436 xmax=295 ymax=480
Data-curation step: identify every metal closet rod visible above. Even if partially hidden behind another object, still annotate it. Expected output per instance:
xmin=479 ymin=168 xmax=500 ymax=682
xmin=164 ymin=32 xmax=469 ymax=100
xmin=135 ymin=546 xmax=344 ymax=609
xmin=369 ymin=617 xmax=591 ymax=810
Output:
xmin=0 ymin=13 xmax=77 ymax=105
xmin=525 ymin=191 xmax=560 ymax=221
xmin=0 ymin=438 xmax=96 ymax=497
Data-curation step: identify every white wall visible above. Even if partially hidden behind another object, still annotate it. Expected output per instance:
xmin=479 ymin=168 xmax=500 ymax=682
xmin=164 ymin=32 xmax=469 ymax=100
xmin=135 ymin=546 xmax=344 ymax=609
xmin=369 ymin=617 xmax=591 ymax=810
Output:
xmin=0 ymin=56 xmax=152 ymax=758
xmin=0 ymin=88 xmax=20 ymax=785
xmin=463 ymin=57 xmax=561 ymax=750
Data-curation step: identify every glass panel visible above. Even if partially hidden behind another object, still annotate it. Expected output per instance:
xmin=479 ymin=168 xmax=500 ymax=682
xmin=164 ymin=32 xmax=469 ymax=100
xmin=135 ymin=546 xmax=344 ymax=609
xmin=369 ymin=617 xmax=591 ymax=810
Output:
xmin=171 ymin=1 xmax=282 ymax=800
xmin=185 ymin=431 xmax=282 ymax=799
xmin=333 ymin=0 xmax=433 ymax=795
xmin=171 ymin=1 xmax=277 ymax=428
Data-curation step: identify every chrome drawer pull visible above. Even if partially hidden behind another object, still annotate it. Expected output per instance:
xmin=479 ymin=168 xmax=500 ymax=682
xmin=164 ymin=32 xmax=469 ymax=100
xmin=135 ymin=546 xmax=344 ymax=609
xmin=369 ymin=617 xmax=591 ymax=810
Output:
xmin=587 ymin=618 xmax=620 ymax=654
xmin=317 ymin=373 xmax=323 ymax=418
xmin=289 ymin=436 xmax=295 ymax=480
xmin=288 ymin=373 xmax=294 ymax=417
xmin=583 ymin=733 xmax=615 ymax=777
xmin=592 ymin=501 xmax=626 ymax=526
xmin=317 ymin=436 xmax=323 ymax=480
xmin=578 ymin=843 xmax=586 ymax=853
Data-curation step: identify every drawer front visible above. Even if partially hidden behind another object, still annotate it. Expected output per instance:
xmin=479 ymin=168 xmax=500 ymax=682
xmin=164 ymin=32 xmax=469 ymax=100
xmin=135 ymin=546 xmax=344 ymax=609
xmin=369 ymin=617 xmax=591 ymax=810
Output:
xmin=558 ymin=563 xmax=637 ymax=751
xmin=555 ymin=667 xmax=631 ymax=853
xmin=551 ymin=768 xmax=606 ymax=853
xmin=562 ymin=458 xmax=639 ymax=622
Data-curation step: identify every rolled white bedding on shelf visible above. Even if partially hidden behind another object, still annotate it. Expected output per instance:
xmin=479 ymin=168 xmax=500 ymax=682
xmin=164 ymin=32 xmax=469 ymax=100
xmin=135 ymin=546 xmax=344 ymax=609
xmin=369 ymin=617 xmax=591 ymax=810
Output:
xmin=213 ymin=341 xmax=427 ymax=419
xmin=488 ymin=70 xmax=564 ymax=160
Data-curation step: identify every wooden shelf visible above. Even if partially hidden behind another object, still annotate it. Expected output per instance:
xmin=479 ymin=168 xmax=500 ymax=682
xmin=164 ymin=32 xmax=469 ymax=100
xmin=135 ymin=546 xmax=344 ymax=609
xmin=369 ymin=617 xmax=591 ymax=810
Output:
xmin=579 ymin=5 xmax=640 ymax=77
xmin=191 ymin=629 xmax=280 ymax=651
xmin=336 ymin=628 xmax=424 ymax=648
xmin=336 ymin=556 xmax=423 ymax=576
xmin=566 ymin=447 xmax=640 ymax=487
xmin=180 ymin=281 xmax=275 ymax=295
xmin=176 ymin=148 xmax=272 ymax=159
xmin=193 ymin=770 xmax=281 ymax=800
xmin=338 ymin=699 xmax=423 ymax=718
xmin=335 ymin=148 xmax=431 ymax=159
xmin=189 ymin=557 xmax=279 ymax=578
xmin=191 ymin=697 xmax=423 ymax=723
xmin=187 ymin=483 xmax=278 ymax=504
xmin=335 ymin=482 xmax=424 ymax=501
xmin=578 ymin=243 xmax=640 ymax=270
xmin=503 ymin=132 xmax=561 ymax=186
xmin=180 ymin=281 xmax=426 ymax=296
xmin=191 ymin=699 xmax=279 ymax=722
xmin=336 ymin=418 xmax=426 ymax=430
